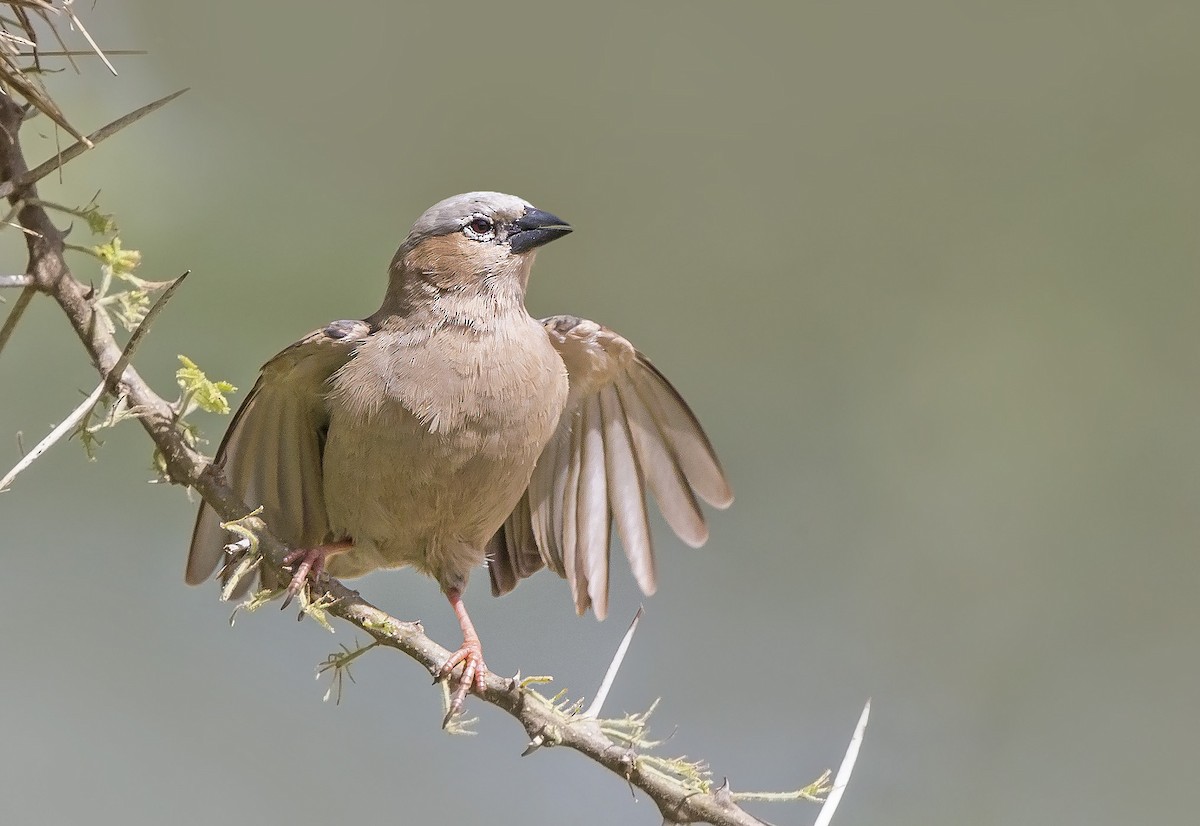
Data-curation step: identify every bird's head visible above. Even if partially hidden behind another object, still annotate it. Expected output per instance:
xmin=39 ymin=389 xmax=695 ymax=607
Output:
xmin=388 ymin=192 xmax=571 ymax=302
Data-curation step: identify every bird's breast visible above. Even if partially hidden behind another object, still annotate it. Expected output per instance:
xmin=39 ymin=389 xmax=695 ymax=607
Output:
xmin=341 ymin=320 xmax=568 ymax=442
xmin=319 ymin=319 xmax=568 ymax=582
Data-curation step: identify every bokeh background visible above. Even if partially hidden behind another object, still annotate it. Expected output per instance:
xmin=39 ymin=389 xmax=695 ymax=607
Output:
xmin=2 ymin=3 xmax=1197 ymax=824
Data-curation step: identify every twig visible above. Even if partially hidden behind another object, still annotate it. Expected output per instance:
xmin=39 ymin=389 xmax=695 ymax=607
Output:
xmin=15 ymin=49 xmax=145 ymax=57
xmin=0 ymin=87 xmax=188 ymax=198
xmin=0 ymin=60 xmax=88 ymax=144
xmin=0 ymin=374 xmax=103 ymax=492
xmin=0 ymin=274 xmax=33 ymax=287
xmin=0 ymin=284 xmax=33 ymax=356
xmin=33 ymin=1 xmax=78 ymax=75
xmin=0 ymin=270 xmax=186 ymax=492
xmin=60 ymin=0 xmax=117 ymax=76
xmin=101 ymin=270 xmax=187 ymax=392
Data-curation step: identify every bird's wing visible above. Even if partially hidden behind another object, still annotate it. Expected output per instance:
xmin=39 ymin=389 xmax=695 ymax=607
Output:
xmin=186 ymin=319 xmax=372 ymax=595
xmin=488 ymin=315 xmax=733 ymax=619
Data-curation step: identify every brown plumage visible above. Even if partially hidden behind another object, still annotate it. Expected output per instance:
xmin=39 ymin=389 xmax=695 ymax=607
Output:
xmin=186 ymin=192 xmax=732 ymax=720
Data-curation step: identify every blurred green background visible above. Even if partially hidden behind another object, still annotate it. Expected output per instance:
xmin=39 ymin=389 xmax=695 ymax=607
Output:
xmin=2 ymin=2 xmax=1197 ymax=824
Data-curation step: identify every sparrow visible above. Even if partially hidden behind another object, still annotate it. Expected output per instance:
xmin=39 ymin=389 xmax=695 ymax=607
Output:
xmin=187 ymin=192 xmax=733 ymax=718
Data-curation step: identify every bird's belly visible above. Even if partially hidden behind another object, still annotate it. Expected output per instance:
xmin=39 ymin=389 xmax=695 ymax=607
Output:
xmin=323 ymin=411 xmax=540 ymax=579
xmin=320 ymin=329 xmax=567 ymax=588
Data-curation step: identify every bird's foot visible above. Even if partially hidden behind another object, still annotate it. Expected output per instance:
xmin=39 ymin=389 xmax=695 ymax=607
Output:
xmin=438 ymin=640 xmax=489 ymax=727
xmin=280 ymin=542 xmax=350 ymax=609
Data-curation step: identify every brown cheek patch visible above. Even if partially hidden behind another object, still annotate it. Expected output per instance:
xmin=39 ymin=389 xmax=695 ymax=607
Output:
xmin=405 ymin=234 xmax=476 ymax=275
xmin=404 ymin=234 xmax=513 ymax=288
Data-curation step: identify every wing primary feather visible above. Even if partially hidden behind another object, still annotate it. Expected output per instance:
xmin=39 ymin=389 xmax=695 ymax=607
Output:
xmin=599 ymin=384 xmax=656 ymax=596
xmin=276 ymin=402 xmax=308 ymax=540
xmin=578 ymin=393 xmax=611 ymax=620
xmin=510 ymin=496 xmax=544 ymax=579
xmin=550 ymin=427 xmax=572 ymax=574
xmin=224 ymin=394 xmax=278 ymax=596
xmin=560 ymin=409 xmax=588 ymax=614
xmin=487 ymin=530 xmax=516 ymax=597
xmin=618 ymin=379 xmax=708 ymax=547
xmin=629 ymin=359 xmax=733 ymax=508
xmin=186 ymin=384 xmax=264 ymax=585
xmin=215 ymin=392 xmax=273 ymax=596
xmin=187 ymin=502 xmax=225 ymax=585
xmin=529 ymin=427 xmax=567 ymax=576
xmin=299 ymin=413 xmax=329 ymax=545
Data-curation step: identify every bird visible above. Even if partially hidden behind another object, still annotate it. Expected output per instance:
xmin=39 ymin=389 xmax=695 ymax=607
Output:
xmin=187 ymin=191 xmax=733 ymax=719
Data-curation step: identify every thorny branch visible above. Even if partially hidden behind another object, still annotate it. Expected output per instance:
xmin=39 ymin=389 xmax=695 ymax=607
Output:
xmin=0 ymin=269 xmax=186 ymax=492
xmin=0 ymin=44 xmax=864 ymax=826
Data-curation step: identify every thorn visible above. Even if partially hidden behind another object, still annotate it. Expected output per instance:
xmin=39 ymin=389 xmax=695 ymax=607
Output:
xmin=583 ymin=605 xmax=643 ymax=719
xmin=812 ymin=699 xmax=871 ymax=826
xmin=613 ymin=748 xmax=637 ymax=782
xmin=521 ymin=732 xmax=547 ymax=756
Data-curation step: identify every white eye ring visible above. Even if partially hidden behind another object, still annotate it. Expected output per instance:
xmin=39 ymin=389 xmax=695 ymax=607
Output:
xmin=462 ymin=215 xmax=495 ymax=240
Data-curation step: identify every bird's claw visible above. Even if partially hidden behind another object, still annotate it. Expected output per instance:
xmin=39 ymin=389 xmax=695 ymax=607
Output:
xmin=439 ymin=641 xmax=488 ymax=727
xmin=280 ymin=546 xmax=329 ymax=610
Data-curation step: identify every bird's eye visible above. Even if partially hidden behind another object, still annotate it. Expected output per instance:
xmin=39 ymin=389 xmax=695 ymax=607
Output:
xmin=465 ymin=216 xmax=494 ymax=237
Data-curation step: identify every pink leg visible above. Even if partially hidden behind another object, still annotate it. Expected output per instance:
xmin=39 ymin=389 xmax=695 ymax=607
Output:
xmin=438 ymin=587 xmax=490 ymax=725
xmin=280 ymin=541 xmax=353 ymax=609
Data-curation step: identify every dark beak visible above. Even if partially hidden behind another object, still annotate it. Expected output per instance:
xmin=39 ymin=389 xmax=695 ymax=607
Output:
xmin=509 ymin=206 xmax=572 ymax=254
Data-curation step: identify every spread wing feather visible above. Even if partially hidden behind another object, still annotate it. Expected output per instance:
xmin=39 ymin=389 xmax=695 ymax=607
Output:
xmin=489 ymin=316 xmax=732 ymax=619
xmin=185 ymin=320 xmax=370 ymax=595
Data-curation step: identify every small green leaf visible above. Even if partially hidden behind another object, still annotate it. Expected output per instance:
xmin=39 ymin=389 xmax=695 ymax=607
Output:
xmin=82 ymin=204 xmax=117 ymax=235
xmin=92 ymin=236 xmax=141 ymax=276
xmin=176 ymin=354 xmax=237 ymax=414
xmin=112 ymin=288 xmax=149 ymax=331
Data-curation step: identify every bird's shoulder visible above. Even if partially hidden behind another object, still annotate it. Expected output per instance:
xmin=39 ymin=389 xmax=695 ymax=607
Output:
xmin=537 ymin=314 xmax=637 ymax=399
xmin=258 ymin=319 xmax=373 ymax=380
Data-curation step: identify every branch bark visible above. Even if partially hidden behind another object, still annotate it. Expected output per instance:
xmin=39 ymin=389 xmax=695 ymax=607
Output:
xmin=0 ymin=94 xmax=820 ymax=826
